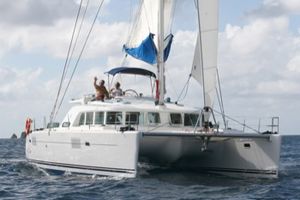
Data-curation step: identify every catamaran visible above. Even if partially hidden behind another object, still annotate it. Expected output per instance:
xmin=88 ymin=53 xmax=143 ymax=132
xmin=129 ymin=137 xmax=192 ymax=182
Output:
xmin=25 ymin=0 xmax=281 ymax=178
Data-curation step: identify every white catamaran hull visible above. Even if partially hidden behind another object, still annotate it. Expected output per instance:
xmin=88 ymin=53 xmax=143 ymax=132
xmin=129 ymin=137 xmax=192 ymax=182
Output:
xmin=24 ymin=0 xmax=281 ymax=180
xmin=140 ymin=132 xmax=281 ymax=178
xmin=26 ymin=129 xmax=281 ymax=178
xmin=26 ymin=130 xmax=140 ymax=178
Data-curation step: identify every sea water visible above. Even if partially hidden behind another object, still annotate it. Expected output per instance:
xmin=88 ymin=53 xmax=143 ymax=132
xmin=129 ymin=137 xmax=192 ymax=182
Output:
xmin=0 ymin=136 xmax=299 ymax=199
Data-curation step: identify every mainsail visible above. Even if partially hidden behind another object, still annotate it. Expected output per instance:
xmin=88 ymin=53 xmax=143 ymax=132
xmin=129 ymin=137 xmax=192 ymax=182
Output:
xmin=123 ymin=0 xmax=175 ymax=65
xmin=191 ymin=0 xmax=219 ymax=108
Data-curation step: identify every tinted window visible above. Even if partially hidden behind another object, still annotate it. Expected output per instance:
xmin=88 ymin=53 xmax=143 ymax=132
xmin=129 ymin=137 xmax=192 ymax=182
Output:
xmin=148 ymin=112 xmax=160 ymax=124
xmin=126 ymin=112 xmax=140 ymax=125
xmin=79 ymin=113 xmax=85 ymax=126
xmin=106 ymin=112 xmax=122 ymax=125
xmin=170 ymin=113 xmax=182 ymax=125
xmin=139 ymin=113 xmax=144 ymax=125
xmin=184 ymin=113 xmax=200 ymax=126
xmin=95 ymin=112 xmax=104 ymax=125
xmin=86 ymin=112 xmax=93 ymax=125
xmin=62 ymin=122 xmax=70 ymax=127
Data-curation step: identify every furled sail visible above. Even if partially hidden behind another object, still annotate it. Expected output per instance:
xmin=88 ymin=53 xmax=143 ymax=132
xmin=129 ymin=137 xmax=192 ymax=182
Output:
xmin=123 ymin=33 xmax=173 ymax=65
xmin=123 ymin=0 xmax=175 ymax=65
xmin=191 ymin=0 xmax=219 ymax=108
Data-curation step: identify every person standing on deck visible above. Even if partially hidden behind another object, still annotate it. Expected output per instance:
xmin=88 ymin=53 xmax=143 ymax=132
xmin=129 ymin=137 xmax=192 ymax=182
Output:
xmin=94 ymin=77 xmax=109 ymax=101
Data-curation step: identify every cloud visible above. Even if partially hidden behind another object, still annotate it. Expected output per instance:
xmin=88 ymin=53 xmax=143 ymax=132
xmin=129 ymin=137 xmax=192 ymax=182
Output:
xmin=287 ymin=54 xmax=300 ymax=73
xmin=219 ymin=15 xmax=299 ymax=90
xmin=2 ymin=0 xmax=300 ymax=137
xmin=247 ymin=0 xmax=300 ymax=19
xmin=0 ymin=0 xmax=123 ymax=59
xmin=216 ymin=10 xmax=300 ymax=133
xmin=0 ymin=64 xmax=102 ymax=137
xmin=256 ymin=80 xmax=300 ymax=95
xmin=0 ymin=19 xmax=129 ymax=59
xmin=0 ymin=0 xmax=78 ymax=26
xmin=223 ymin=16 xmax=289 ymax=56
xmin=0 ymin=67 xmax=42 ymax=102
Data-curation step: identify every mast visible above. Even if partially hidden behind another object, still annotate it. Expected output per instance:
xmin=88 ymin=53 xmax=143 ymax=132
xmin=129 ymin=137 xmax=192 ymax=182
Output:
xmin=196 ymin=0 xmax=207 ymax=107
xmin=191 ymin=0 xmax=219 ymax=128
xmin=157 ymin=0 xmax=165 ymax=105
xmin=195 ymin=0 xmax=210 ymax=128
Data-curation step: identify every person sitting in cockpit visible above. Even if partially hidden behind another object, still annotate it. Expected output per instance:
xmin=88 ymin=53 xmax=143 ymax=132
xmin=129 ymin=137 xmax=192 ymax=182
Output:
xmin=110 ymin=82 xmax=123 ymax=98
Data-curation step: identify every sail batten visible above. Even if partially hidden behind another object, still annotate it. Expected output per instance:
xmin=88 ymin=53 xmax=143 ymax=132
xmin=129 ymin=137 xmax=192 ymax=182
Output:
xmin=191 ymin=0 xmax=219 ymax=108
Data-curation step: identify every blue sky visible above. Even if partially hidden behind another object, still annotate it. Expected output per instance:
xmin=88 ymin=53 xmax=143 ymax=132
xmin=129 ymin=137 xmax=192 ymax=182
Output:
xmin=0 ymin=0 xmax=300 ymax=138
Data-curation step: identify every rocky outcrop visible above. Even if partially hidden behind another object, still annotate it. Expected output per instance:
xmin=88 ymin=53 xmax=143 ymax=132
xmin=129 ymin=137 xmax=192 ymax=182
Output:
xmin=10 ymin=133 xmax=18 ymax=139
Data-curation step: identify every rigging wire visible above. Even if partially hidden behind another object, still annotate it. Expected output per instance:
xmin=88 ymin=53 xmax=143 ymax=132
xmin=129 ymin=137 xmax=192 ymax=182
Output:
xmin=212 ymin=109 xmax=260 ymax=133
xmin=169 ymin=0 xmax=177 ymax=33
xmin=125 ymin=0 xmax=147 ymax=45
xmin=121 ymin=0 xmax=137 ymax=66
xmin=142 ymin=0 xmax=151 ymax=33
xmin=49 ymin=0 xmax=83 ymax=125
xmin=193 ymin=0 xmax=197 ymax=8
xmin=54 ymin=0 xmax=105 ymax=119
xmin=215 ymin=85 xmax=223 ymax=124
xmin=176 ymin=74 xmax=191 ymax=102
xmin=122 ymin=0 xmax=144 ymax=66
xmin=64 ymin=0 xmax=90 ymax=82
xmin=216 ymin=68 xmax=227 ymax=128
xmin=127 ymin=0 xmax=136 ymax=42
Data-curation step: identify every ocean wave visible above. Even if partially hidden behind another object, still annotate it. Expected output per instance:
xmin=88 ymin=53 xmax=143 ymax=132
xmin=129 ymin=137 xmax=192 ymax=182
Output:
xmin=0 ymin=137 xmax=300 ymax=199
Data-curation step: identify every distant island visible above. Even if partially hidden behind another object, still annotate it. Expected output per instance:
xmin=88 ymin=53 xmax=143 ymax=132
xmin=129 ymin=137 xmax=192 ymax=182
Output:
xmin=10 ymin=133 xmax=18 ymax=139
xmin=20 ymin=132 xmax=26 ymax=139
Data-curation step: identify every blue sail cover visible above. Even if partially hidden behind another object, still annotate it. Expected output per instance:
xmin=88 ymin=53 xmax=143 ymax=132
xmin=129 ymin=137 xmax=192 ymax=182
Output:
xmin=163 ymin=34 xmax=173 ymax=62
xmin=124 ymin=33 xmax=157 ymax=64
xmin=123 ymin=33 xmax=173 ymax=65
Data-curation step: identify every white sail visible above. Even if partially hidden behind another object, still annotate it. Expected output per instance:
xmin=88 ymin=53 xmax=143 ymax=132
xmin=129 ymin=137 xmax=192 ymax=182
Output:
xmin=191 ymin=0 xmax=218 ymax=108
xmin=126 ymin=0 xmax=175 ymax=49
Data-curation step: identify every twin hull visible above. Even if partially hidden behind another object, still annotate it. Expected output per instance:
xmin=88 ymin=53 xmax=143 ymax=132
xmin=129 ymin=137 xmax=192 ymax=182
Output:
xmin=26 ymin=130 xmax=281 ymax=178
xmin=140 ymin=133 xmax=281 ymax=177
xmin=26 ymin=131 xmax=140 ymax=177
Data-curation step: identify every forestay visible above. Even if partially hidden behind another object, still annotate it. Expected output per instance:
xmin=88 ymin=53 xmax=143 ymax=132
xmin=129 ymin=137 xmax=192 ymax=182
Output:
xmin=191 ymin=0 xmax=219 ymax=108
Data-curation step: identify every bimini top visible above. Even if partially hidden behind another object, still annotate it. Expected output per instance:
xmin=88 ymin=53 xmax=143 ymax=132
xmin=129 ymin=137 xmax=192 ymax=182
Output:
xmin=106 ymin=67 xmax=156 ymax=78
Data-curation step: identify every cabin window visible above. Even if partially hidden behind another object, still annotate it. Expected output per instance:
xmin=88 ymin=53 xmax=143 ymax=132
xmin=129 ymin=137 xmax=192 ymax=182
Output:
xmin=47 ymin=122 xmax=60 ymax=128
xmin=95 ymin=112 xmax=104 ymax=125
xmin=148 ymin=112 xmax=160 ymax=124
xmin=139 ymin=113 xmax=145 ymax=125
xmin=170 ymin=113 xmax=182 ymax=125
xmin=86 ymin=112 xmax=93 ymax=125
xmin=126 ymin=112 xmax=140 ymax=125
xmin=62 ymin=122 xmax=70 ymax=127
xmin=184 ymin=113 xmax=200 ymax=126
xmin=106 ymin=112 xmax=122 ymax=125
xmin=78 ymin=113 xmax=85 ymax=126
